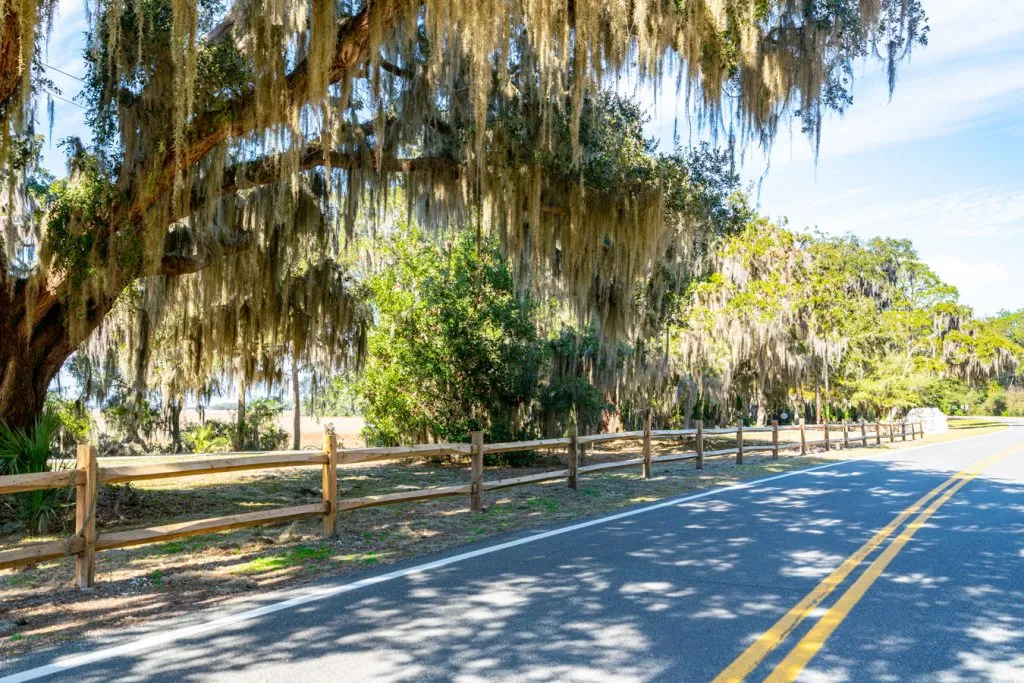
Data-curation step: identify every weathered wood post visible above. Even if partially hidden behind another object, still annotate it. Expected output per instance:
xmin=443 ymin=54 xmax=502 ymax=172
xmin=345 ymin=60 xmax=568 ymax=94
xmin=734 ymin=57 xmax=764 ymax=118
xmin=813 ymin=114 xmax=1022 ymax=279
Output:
xmin=75 ymin=444 xmax=98 ymax=588
xmin=889 ymin=423 xmax=895 ymax=443
xmin=322 ymin=433 xmax=338 ymax=538
xmin=875 ymin=419 xmax=882 ymax=445
xmin=824 ymin=422 xmax=831 ymax=451
xmin=771 ymin=420 xmax=779 ymax=459
xmin=860 ymin=420 xmax=868 ymax=447
xmin=471 ymin=431 xmax=485 ymax=512
xmin=799 ymin=418 xmax=807 ymax=456
xmin=919 ymin=419 xmax=924 ymax=439
xmin=736 ymin=420 xmax=744 ymax=464
xmin=842 ymin=420 xmax=850 ymax=449
xmin=567 ymin=423 xmax=579 ymax=490
xmin=901 ymin=421 xmax=907 ymax=442
xmin=695 ymin=420 xmax=704 ymax=470
xmin=642 ymin=414 xmax=652 ymax=479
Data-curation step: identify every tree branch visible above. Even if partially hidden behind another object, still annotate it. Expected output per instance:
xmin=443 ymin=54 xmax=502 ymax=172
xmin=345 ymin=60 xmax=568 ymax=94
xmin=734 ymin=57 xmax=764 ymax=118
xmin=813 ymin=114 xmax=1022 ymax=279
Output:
xmin=159 ymin=231 xmax=253 ymax=276
xmin=129 ymin=0 xmax=410 ymax=225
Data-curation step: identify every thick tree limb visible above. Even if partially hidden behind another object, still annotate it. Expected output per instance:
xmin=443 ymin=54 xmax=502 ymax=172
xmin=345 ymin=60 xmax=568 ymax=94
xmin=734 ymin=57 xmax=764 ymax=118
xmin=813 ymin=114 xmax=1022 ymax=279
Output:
xmin=159 ymin=231 xmax=254 ymax=276
xmin=0 ymin=10 xmax=26 ymax=117
xmin=129 ymin=0 xmax=410 ymax=225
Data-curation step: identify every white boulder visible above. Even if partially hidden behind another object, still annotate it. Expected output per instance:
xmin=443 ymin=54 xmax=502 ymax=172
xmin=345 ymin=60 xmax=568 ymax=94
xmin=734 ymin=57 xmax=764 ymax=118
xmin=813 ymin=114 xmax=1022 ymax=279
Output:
xmin=905 ymin=407 xmax=948 ymax=434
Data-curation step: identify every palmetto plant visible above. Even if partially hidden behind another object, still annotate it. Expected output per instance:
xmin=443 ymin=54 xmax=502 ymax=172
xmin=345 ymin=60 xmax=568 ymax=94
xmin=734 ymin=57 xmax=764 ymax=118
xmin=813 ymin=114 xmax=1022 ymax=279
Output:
xmin=0 ymin=412 xmax=72 ymax=534
xmin=183 ymin=423 xmax=232 ymax=454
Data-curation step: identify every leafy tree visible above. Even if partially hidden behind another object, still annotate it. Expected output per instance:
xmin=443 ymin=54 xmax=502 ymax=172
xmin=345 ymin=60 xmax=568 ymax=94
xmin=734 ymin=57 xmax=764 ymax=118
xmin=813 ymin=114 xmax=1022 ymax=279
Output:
xmin=359 ymin=228 xmax=544 ymax=447
xmin=672 ymin=222 xmax=1020 ymax=423
xmin=303 ymin=372 xmax=360 ymax=418
xmin=0 ymin=0 xmax=928 ymax=431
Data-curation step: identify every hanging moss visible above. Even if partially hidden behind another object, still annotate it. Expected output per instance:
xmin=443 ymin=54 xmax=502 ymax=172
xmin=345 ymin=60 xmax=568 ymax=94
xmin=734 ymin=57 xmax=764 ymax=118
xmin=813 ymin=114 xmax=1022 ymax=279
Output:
xmin=1 ymin=0 xmax=929 ymax=415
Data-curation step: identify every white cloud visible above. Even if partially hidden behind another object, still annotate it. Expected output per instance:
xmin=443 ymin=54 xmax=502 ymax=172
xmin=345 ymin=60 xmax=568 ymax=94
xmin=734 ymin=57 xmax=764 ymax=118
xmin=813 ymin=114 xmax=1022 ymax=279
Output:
xmin=826 ymin=187 xmax=1024 ymax=241
xmin=928 ymin=253 xmax=1009 ymax=285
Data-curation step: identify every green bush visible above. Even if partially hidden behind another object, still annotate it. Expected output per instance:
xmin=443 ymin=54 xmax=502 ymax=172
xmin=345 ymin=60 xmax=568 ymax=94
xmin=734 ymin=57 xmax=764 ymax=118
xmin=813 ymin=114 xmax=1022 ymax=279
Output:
xmin=183 ymin=422 xmax=232 ymax=453
xmin=1004 ymin=389 xmax=1024 ymax=417
xmin=0 ymin=412 xmax=71 ymax=534
xmin=236 ymin=398 xmax=288 ymax=451
xmin=45 ymin=392 xmax=92 ymax=454
xmin=358 ymin=229 xmax=544 ymax=450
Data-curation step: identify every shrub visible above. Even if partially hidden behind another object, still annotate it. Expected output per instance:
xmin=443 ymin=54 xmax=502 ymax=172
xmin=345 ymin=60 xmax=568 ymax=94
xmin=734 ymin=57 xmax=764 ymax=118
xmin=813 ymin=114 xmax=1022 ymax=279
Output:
xmin=0 ymin=412 xmax=71 ymax=534
xmin=45 ymin=392 xmax=92 ymax=454
xmin=237 ymin=398 xmax=288 ymax=451
xmin=183 ymin=422 xmax=232 ymax=454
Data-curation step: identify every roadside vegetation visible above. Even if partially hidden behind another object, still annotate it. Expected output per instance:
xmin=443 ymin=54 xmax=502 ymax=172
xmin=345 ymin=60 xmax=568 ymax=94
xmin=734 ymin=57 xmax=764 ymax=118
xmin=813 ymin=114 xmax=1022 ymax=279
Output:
xmin=2 ymin=422 xmax=1001 ymax=657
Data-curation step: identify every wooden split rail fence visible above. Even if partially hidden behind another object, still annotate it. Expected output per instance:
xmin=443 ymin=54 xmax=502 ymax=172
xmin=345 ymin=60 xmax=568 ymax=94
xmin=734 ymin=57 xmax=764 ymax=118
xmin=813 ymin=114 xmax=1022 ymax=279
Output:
xmin=0 ymin=418 xmax=923 ymax=587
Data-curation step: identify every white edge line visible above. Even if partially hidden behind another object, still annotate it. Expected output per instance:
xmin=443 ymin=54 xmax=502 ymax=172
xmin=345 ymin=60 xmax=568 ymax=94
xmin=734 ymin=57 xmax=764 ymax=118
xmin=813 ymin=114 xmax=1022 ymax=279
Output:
xmin=1 ymin=429 xmax=1007 ymax=682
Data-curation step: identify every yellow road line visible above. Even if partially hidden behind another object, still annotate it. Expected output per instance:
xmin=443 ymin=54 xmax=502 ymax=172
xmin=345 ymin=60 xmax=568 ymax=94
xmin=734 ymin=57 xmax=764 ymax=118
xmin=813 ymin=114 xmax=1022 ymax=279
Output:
xmin=765 ymin=444 xmax=1022 ymax=682
xmin=712 ymin=445 xmax=1017 ymax=683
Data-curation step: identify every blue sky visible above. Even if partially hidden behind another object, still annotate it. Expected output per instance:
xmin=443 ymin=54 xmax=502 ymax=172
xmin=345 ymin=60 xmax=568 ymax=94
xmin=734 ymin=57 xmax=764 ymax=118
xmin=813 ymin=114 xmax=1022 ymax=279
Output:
xmin=37 ymin=0 xmax=1024 ymax=316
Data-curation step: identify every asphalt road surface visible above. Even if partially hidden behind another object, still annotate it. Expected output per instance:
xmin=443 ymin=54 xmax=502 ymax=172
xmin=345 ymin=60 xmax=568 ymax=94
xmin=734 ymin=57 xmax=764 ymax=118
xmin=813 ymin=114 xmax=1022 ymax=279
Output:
xmin=4 ymin=422 xmax=1023 ymax=682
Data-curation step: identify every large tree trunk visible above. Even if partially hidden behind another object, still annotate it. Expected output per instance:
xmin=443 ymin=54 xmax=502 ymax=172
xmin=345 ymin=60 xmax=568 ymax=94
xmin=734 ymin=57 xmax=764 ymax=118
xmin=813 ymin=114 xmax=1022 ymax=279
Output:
xmin=0 ymin=296 xmax=78 ymax=433
xmin=0 ymin=8 xmax=27 ymax=114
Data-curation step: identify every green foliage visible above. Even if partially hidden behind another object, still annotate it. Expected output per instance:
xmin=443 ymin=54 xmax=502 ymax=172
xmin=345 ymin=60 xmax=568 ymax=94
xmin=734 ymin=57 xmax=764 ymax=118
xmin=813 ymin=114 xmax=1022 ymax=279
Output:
xmin=540 ymin=376 xmax=608 ymax=437
xmin=303 ymin=373 xmax=359 ymax=417
xmin=673 ymin=221 xmax=1021 ymax=422
xmin=358 ymin=228 xmax=545 ymax=456
xmin=102 ymin=399 xmax=160 ymax=442
xmin=235 ymin=398 xmax=288 ymax=451
xmin=182 ymin=422 xmax=232 ymax=453
xmin=0 ymin=412 xmax=70 ymax=534
xmin=44 ymin=392 xmax=92 ymax=451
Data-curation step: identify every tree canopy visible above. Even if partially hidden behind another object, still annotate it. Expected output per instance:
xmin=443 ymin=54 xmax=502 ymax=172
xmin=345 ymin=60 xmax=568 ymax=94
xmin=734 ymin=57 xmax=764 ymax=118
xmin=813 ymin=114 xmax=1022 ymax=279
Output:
xmin=0 ymin=0 xmax=929 ymax=430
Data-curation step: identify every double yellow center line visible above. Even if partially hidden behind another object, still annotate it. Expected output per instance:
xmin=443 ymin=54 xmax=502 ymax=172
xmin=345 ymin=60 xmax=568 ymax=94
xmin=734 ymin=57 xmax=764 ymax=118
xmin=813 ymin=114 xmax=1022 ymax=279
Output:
xmin=713 ymin=443 xmax=1022 ymax=683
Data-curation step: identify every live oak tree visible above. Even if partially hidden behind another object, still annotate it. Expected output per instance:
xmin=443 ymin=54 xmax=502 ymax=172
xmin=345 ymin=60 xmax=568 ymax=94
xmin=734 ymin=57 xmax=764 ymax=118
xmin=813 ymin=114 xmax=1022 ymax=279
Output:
xmin=0 ymin=0 xmax=928 ymax=431
xmin=673 ymin=221 xmax=1020 ymax=423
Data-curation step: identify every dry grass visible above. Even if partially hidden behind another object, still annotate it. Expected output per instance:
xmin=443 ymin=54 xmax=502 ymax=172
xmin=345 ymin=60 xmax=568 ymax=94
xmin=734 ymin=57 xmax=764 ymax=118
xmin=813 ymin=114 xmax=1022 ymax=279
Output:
xmin=0 ymin=421 xmax=1003 ymax=659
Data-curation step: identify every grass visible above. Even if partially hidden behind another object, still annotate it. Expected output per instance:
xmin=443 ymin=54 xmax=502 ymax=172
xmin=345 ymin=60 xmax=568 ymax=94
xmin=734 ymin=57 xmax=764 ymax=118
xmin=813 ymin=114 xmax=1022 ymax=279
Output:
xmin=0 ymin=423 xmax=1004 ymax=659
xmin=948 ymin=417 xmax=1007 ymax=431
xmin=232 ymin=545 xmax=334 ymax=575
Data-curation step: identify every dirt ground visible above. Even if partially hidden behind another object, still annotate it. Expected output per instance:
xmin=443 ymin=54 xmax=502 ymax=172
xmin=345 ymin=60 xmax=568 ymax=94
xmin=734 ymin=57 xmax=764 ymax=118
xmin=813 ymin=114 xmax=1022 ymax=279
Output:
xmin=0 ymin=420 xmax=1004 ymax=659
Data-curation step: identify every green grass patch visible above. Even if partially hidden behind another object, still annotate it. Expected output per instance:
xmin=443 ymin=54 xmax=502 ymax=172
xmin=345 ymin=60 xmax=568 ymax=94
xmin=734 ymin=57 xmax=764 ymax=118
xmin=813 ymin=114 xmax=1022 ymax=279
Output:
xmin=523 ymin=496 xmax=560 ymax=513
xmin=5 ymin=576 xmax=37 ymax=588
xmin=232 ymin=545 xmax=333 ymax=575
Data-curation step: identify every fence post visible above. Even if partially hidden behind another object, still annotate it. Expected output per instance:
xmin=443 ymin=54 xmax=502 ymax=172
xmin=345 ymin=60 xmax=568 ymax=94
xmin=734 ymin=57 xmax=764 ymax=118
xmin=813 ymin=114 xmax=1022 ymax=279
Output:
xmin=876 ymin=419 xmax=882 ymax=445
xmin=824 ymin=422 xmax=830 ymax=451
xmin=75 ymin=444 xmax=97 ymax=589
xmin=695 ymin=420 xmax=704 ymax=470
xmin=842 ymin=420 xmax=850 ymax=449
xmin=471 ymin=431 xmax=484 ymax=512
xmin=321 ymin=433 xmax=338 ymax=538
xmin=918 ymin=419 xmax=924 ymax=439
xmin=642 ymin=414 xmax=652 ymax=479
xmin=861 ymin=420 xmax=868 ymax=447
xmin=889 ymin=423 xmax=895 ymax=443
xmin=736 ymin=420 xmax=744 ymax=464
xmin=799 ymin=418 xmax=806 ymax=456
xmin=901 ymin=421 xmax=907 ymax=442
xmin=771 ymin=420 xmax=779 ymax=459
xmin=567 ymin=423 xmax=579 ymax=490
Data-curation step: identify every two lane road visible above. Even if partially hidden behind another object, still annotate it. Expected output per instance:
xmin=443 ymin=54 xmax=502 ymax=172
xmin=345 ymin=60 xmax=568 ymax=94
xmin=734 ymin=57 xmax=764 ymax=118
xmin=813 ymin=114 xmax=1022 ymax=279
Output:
xmin=5 ymin=424 xmax=1024 ymax=681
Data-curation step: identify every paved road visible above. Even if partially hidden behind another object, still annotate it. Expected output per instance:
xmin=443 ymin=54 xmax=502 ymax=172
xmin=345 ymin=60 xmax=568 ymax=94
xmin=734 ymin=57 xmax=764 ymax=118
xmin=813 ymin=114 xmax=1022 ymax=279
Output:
xmin=4 ymin=423 xmax=1024 ymax=682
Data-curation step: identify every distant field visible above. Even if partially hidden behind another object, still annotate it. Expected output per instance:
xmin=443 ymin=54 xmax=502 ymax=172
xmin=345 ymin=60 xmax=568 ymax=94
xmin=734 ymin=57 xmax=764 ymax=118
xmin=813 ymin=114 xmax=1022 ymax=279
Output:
xmin=90 ymin=410 xmax=366 ymax=451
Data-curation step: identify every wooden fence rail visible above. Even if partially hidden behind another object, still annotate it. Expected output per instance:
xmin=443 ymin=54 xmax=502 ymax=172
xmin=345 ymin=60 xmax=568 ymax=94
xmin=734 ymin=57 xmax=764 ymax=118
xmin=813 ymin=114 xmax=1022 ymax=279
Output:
xmin=0 ymin=418 xmax=923 ymax=585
